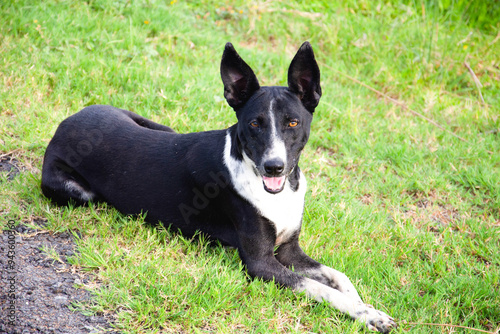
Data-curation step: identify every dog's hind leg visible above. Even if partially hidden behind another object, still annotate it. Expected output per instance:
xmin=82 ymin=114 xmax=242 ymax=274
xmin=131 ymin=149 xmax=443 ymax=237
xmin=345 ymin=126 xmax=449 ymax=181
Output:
xmin=41 ymin=155 xmax=97 ymax=206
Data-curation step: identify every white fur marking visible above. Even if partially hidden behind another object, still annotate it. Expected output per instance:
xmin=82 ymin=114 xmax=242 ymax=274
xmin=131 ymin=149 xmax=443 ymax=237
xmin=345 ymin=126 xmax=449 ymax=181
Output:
xmin=306 ymin=265 xmax=362 ymax=301
xmin=264 ymin=100 xmax=287 ymax=164
xmin=65 ymin=180 xmax=95 ymax=201
xmin=298 ymin=277 xmax=360 ymax=314
xmin=223 ymin=131 xmax=306 ymax=245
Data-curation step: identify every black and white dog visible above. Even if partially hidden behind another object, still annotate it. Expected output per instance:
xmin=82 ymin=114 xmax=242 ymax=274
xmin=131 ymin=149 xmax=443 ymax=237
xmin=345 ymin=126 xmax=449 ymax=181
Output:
xmin=41 ymin=42 xmax=396 ymax=333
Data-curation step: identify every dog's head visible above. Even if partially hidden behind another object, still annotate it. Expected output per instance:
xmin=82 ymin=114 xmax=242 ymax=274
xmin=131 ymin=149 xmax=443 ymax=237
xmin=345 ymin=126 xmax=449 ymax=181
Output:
xmin=221 ymin=42 xmax=321 ymax=194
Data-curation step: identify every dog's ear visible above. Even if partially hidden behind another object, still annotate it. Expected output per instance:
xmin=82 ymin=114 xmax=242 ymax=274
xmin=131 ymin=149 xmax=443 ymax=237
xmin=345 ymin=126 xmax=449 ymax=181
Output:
xmin=288 ymin=42 xmax=322 ymax=113
xmin=220 ymin=43 xmax=260 ymax=110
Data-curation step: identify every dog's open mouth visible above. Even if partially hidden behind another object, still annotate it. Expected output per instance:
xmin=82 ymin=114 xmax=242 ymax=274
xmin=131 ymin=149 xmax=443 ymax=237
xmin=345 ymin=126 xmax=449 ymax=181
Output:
xmin=262 ymin=175 xmax=286 ymax=194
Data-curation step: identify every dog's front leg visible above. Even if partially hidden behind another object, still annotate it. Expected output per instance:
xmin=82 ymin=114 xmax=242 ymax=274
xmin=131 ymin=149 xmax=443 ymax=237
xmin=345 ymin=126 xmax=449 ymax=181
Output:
xmin=240 ymin=249 xmax=395 ymax=333
xmin=295 ymin=276 xmax=395 ymax=333
xmin=275 ymin=238 xmax=362 ymax=301
xmin=230 ymin=203 xmax=395 ymax=332
xmin=274 ymin=237 xmax=396 ymax=333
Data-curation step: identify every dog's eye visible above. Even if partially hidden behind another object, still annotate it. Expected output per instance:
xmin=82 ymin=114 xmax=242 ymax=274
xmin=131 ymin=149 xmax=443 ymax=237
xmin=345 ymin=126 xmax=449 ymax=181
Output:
xmin=249 ymin=121 xmax=259 ymax=128
xmin=288 ymin=120 xmax=299 ymax=127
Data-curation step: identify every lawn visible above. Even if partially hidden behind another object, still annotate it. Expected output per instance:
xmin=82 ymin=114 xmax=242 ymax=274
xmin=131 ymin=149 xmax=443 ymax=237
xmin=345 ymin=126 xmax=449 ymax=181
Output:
xmin=1 ymin=0 xmax=499 ymax=333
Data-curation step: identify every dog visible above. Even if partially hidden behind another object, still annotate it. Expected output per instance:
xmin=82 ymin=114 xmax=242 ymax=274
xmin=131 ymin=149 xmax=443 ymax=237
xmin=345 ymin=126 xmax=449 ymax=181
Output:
xmin=41 ymin=42 xmax=396 ymax=333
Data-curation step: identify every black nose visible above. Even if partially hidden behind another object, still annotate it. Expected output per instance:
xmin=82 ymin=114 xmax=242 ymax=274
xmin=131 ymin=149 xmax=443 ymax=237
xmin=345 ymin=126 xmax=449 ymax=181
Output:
xmin=264 ymin=159 xmax=285 ymax=175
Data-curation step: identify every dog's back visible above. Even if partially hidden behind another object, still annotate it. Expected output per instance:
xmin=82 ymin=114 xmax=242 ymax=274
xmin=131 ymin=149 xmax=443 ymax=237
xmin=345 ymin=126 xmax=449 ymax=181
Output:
xmin=42 ymin=105 xmax=235 ymax=236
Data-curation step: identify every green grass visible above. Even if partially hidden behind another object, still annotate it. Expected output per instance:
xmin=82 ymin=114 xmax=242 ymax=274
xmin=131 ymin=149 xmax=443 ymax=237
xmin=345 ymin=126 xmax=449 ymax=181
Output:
xmin=1 ymin=0 xmax=499 ymax=333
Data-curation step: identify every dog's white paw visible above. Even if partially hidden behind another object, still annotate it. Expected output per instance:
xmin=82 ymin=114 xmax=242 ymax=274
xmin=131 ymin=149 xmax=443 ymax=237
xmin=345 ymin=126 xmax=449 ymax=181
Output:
xmin=356 ymin=304 xmax=397 ymax=333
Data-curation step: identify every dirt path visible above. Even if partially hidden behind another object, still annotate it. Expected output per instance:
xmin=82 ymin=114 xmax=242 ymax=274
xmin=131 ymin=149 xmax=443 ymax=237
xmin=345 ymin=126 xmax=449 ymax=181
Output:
xmin=1 ymin=220 xmax=117 ymax=334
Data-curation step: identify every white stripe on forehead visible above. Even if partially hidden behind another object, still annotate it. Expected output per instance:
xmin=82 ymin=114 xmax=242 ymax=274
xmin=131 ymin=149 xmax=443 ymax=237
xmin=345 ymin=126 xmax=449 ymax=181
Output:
xmin=268 ymin=100 xmax=277 ymax=137
xmin=264 ymin=100 xmax=287 ymax=164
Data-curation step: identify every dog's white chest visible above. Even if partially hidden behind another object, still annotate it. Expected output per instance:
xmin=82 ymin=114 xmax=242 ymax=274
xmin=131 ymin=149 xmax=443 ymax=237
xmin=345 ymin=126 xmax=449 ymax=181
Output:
xmin=223 ymin=132 xmax=306 ymax=244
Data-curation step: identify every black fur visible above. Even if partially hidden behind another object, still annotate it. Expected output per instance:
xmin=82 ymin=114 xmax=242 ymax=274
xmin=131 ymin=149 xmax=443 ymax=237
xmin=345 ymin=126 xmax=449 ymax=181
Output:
xmin=41 ymin=42 xmax=396 ymax=333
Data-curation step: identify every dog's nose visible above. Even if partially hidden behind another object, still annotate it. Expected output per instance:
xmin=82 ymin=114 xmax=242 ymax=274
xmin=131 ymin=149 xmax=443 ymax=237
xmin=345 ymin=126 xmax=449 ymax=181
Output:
xmin=264 ymin=159 xmax=285 ymax=175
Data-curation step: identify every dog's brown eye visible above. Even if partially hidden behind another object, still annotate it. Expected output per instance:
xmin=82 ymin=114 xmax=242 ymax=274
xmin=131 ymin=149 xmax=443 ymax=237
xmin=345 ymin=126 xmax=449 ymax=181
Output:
xmin=288 ymin=120 xmax=299 ymax=127
xmin=250 ymin=121 xmax=259 ymax=128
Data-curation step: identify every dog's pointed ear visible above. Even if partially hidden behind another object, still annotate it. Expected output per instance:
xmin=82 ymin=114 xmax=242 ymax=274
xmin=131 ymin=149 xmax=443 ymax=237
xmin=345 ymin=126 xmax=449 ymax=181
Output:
xmin=288 ymin=42 xmax=322 ymax=113
xmin=220 ymin=43 xmax=260 ymax=110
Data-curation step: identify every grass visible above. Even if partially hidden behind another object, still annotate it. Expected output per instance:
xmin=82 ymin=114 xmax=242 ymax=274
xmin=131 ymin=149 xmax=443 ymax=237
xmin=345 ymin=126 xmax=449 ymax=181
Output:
xmin=1 ymin=0 xmax=499 ymax=333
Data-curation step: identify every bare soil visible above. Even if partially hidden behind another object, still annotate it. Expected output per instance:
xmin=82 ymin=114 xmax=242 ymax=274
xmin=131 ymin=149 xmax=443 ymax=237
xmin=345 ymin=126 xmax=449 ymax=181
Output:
xmin=1 ymin=203 xmax=117 ymax=333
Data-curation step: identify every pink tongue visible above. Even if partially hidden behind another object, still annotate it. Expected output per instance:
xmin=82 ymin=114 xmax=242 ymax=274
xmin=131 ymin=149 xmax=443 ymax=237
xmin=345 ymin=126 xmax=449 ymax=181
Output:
xmin=262 ymin=176 xmax=285 ymax=191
